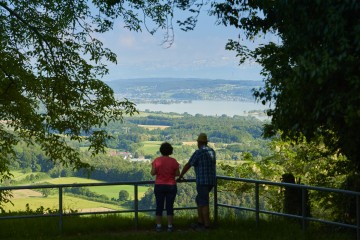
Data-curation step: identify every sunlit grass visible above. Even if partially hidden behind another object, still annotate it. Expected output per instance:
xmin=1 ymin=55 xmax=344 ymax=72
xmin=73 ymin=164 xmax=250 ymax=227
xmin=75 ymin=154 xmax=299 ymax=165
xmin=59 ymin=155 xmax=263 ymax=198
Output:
xmin=4 ymin=176 xmax=151 ymax=213
xmin=140 ymin=141 xmax=163 ymax=155
xmin=89 ymin=185 xmax=149 ymax=199
xmin=10 ymin=171 xmax=40 ymax=181
xmin=37 ymin=177 xmax=149 ymax=199
xmin=42 ymin=177 xmax=103 ymax=185
xmin=138 ymin=125 xmax=170 ymax=130
xmin=2 ymin=194 xmax=125 ymax=212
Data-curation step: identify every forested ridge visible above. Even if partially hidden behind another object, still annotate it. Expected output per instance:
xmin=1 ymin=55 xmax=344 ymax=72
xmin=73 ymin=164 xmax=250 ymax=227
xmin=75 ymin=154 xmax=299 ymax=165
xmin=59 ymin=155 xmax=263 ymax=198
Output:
xmin=105 ymin=78 xmax=264 ymax=102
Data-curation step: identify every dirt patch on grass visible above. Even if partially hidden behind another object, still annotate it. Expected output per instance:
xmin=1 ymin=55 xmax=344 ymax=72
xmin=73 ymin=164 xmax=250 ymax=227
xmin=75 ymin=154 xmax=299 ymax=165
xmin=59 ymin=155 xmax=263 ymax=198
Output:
xmin=182 ymin=141 xmax=197 ymax=146
xmin=76 ymin=207 xmax=115 ymax=213
xmin=11 ymin=189 xmax=43 ymax=198
xmin=138 ymin=125 xmax=170 ymax=130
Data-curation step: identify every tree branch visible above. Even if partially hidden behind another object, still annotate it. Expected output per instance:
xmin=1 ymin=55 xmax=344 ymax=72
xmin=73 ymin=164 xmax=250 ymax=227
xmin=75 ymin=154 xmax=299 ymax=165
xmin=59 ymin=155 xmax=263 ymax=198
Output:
xmin=0 ymin=2 xmax=59 ymax=73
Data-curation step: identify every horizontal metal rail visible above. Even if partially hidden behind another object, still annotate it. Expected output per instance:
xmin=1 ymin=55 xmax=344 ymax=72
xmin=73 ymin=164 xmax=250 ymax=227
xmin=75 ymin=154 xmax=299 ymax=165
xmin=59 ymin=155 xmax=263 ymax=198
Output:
xmin=1 ymin=176 xmax=359 ymax=239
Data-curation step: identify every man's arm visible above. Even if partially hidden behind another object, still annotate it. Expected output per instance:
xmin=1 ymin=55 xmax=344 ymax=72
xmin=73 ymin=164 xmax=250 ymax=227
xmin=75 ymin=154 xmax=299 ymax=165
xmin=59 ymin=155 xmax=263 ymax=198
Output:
xmin=178 ymin=162 xmax=191 ymax=180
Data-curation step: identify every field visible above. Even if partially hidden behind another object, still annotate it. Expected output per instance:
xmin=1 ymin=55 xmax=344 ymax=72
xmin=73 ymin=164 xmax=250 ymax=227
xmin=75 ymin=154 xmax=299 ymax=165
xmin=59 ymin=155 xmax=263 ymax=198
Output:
xmin=4 ymin=175 xmax=150 ymax=213
xmin=39 ymin=177 xmax=149 ymax=199
xmin=10 ymin=171 xmax=40 ymax=181
xmin=2 ymin=194 xmax=125 ymax=212
xmin=140 ymin=141 xmax=163 ymax=155
xmin=138 ymin=124 xmax=170 ymax=130
xmin=136 ymin=111 xmax=183 ymax=118
xmin=141 ymin=141 xmax=199 ymax=156
xmin=88 ymin=185 xmax=149 ymax=200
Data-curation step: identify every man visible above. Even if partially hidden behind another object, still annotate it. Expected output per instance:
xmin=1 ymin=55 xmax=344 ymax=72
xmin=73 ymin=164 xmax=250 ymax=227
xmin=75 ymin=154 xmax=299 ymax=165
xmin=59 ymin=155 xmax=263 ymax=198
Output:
xmin=177 ymin=133 xmax=216 ymax=230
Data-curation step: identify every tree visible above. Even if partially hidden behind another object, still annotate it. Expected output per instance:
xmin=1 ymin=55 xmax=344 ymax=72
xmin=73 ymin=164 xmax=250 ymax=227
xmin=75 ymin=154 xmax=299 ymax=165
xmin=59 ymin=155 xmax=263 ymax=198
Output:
xmin=101 ymin=1 xmax=360 ymax=171
xmin=210 ymin=1 xmax=360 ymax=170
xmin=0 ymin=0 xmax=202 ymax=190
xmin=118 ymin=190 xmax=129 ymax=201
xmin=0 ymin=1 xmax=141 ymax=184
xmin=0 ymin=0 xmax=177 ymax=206
xmin=39 ymin=188 xmax=51 ymax=198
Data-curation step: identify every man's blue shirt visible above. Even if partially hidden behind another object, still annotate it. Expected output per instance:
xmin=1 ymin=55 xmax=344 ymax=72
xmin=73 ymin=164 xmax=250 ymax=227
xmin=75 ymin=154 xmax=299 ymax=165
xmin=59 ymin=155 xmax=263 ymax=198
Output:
xmin=188 ymin=146 xmax=216 ymax=185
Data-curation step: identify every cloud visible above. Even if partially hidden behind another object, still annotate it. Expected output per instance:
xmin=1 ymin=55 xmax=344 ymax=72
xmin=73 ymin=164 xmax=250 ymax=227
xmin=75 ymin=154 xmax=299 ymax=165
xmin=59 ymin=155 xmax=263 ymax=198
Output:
xmin=118 ymin=35 xmax=136 ymax=48
xmin=192 ymin=59 xmax=207 ymax=65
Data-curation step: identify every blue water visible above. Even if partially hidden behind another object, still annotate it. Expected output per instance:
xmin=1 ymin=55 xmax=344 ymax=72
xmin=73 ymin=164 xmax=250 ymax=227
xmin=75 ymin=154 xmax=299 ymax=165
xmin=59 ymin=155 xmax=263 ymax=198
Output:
xmin=136 ymin=100 xmax=270 ymax=120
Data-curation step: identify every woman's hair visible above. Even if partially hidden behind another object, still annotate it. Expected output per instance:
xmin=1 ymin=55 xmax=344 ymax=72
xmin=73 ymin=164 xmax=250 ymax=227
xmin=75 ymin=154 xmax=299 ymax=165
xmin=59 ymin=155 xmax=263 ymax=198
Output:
xmin=160 ymin=142 xmax=173 ymax=156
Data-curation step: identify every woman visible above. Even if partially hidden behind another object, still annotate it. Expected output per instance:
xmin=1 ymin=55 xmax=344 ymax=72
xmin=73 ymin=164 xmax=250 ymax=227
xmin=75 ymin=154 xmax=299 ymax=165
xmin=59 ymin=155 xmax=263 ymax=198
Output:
xmin=151 ymin=142 xmax=180 ymax=232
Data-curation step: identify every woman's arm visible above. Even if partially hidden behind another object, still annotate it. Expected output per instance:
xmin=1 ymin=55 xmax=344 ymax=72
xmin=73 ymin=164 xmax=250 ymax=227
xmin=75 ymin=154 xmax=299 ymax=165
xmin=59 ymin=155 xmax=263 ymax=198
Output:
xmin=175 ymin=168 xmax=180 ymax=176
xmin=150 ymin=163 xmax=156 ymax=176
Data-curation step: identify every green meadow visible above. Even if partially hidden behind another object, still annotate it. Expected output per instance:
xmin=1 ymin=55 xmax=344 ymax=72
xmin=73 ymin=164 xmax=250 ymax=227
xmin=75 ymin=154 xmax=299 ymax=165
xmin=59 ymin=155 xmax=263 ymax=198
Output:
xmin=140 ymin=141 xmax=163 ymax=155
xmin=37 ymin=176 xmax=149 ymax=200
xmin=3 ymin=194 xmax=125 ymax=212
xmin=5 ymin=174 xmax=150 ymax=213
xmin=11 ymin=171 xmax=40 ymax=181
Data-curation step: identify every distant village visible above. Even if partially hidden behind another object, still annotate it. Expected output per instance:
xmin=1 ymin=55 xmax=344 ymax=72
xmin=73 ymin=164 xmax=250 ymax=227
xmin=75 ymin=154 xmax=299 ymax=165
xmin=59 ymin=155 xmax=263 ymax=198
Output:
xmin=108 ymin=150 xmax=150 ymax=162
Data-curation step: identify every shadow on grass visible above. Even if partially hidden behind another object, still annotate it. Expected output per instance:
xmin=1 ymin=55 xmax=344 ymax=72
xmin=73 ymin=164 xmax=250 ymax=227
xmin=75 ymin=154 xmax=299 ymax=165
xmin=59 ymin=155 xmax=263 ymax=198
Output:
xmin=0 ymin=214 xmax=355 ymax=240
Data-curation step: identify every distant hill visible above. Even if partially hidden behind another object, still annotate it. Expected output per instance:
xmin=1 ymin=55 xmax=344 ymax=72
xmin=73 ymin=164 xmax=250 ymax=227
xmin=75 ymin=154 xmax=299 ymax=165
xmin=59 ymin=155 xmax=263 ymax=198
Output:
xmin=104 ymin=78 xmax=264 ymax=102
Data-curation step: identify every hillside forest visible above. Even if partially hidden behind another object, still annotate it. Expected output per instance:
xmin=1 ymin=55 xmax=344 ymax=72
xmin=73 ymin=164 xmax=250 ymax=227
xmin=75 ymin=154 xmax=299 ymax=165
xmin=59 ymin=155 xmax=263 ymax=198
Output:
xmin=0 ymin=111 xmax=355 ymax=225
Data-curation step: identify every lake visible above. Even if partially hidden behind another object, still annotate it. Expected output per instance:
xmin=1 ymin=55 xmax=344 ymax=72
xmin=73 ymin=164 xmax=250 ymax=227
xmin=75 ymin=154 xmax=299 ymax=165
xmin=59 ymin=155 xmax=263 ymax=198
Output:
xmin=136 ymin=100 xmax=271 ymax=120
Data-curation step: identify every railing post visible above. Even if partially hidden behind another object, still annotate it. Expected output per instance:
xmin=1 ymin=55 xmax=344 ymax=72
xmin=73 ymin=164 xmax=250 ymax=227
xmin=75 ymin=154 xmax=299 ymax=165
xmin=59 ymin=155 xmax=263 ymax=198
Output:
xmin=301 ymin=187 xmax=307 ymax=232
xmin=214 ymin=177 xmax=218 ymax=226
xmin=357 ymin=195 xmax=360 ymax=240
xmin=134 ymin=184 xmax=139 ymax=229
xmin=59 ymin=186 xmax=63 ymax=234
xmin=255 ymin=183 xmax=259 ymax=227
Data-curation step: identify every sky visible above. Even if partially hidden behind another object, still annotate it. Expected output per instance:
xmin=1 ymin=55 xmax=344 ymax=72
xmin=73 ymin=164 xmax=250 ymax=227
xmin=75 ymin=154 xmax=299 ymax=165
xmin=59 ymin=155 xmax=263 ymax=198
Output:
xmin=98 ymin=9 xmax=266 ymax=82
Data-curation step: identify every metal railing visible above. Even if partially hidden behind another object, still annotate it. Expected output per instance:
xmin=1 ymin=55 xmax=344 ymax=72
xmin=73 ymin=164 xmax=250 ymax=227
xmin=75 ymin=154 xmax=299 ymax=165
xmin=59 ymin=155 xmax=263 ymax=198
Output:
xmin=0 ymin=176 xmax=359 ymax=239
xmin=0 ymin=179 xmax=196 ymax=232
xmin=214 ymin=176 xmax=360 ymax=240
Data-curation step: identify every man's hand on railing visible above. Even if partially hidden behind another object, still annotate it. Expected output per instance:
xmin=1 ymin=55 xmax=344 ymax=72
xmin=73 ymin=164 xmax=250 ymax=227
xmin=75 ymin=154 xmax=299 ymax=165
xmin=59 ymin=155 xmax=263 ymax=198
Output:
xmin=176 ymin=176 xmax=185 ymax=182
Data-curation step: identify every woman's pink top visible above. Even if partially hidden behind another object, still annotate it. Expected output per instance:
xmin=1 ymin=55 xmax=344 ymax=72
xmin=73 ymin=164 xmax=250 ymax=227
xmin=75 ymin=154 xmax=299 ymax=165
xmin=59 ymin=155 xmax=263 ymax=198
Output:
xmin=152 ymin=156 xmax=180 ymax=185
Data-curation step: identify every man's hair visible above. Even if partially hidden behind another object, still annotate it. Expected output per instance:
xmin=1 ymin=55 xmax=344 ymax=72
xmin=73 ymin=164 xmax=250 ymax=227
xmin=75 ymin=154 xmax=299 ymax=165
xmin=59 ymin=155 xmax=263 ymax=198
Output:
xmin=160 ymin=142 xmax=173 ymax=156
xmin=197 ymin=133 xmax=208 ymax=143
